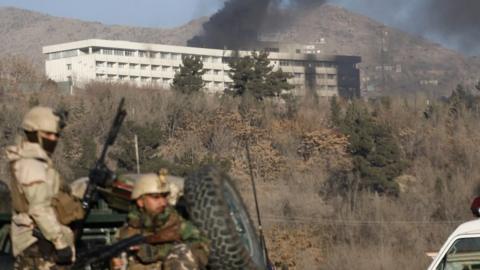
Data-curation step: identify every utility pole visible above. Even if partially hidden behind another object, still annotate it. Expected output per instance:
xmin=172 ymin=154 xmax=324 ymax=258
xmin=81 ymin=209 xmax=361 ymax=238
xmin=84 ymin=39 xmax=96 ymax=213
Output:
xmin=134 ymin=134 xmax=140 ymax=174
xmin=380 ymin=26 xmax=387 ymax=93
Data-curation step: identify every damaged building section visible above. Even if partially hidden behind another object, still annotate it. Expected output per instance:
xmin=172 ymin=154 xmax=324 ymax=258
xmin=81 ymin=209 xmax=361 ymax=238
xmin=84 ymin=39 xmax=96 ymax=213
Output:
xmin=43 ymin=39 xmax=361 ymax=98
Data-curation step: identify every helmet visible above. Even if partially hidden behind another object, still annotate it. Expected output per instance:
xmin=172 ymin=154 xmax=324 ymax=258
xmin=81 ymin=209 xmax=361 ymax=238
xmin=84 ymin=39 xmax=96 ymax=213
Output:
xmin=131 ymin=172 xmax=172 ymax=200
xmin=22 ymin=106 xmax=60 ymax=133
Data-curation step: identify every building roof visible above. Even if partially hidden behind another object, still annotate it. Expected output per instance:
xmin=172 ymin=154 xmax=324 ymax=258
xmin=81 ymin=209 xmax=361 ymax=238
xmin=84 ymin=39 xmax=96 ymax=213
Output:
xmin=42 ymin=39 xmax=361 ymax=63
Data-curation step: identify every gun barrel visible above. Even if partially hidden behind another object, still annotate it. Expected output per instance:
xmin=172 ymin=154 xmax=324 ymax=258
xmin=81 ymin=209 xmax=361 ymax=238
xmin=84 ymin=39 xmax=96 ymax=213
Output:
xmin=73 ymin=234 xmax=145 ymax=269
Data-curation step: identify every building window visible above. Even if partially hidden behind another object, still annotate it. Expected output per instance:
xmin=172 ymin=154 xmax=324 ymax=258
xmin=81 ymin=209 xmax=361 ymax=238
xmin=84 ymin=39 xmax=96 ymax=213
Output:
xmin=160 ymin=52 xmax=169 ymax=59
xmin=129 ymin=64 xmax=137 ymax=69
xmin=138 ymin=51 xmax=147 ymax=57
xmin=103 ymin=49 xmax=113 ymax=55
xmin=125 ymin=50 xmax=134 ymax=57
xmin=107 ymin=62 xmax=115 ymax=68
xmin=140 ymin=64 xmax=149 ymax=70
xmin=327 ymin=74 xmax=336 ymax=80
xmin=162 ymin=66 xmax=170 ymax=72
xmin=118 ymin=63 xmax=127 ymax=69
xmin=213 ymin=70 xmax=220 ymax=76
xmin=96 ymin=74 xmax=105 ymax=79
xmin=48 ymin=52 xmax=62 ymax=60
xmin=141 ymin=77 xmax=148 ymax=82
xmin=66 ymin=64 xmax=72 ymax=70
xmin=151 ymin=65 xmax=159 ymax=71
xmin=173 ymin=67 xmax=180 ymax=73
xmin=96 ymin=61 xmax=105 ymax=68
xmin=114 ymin=49 xmax=124 ymax=56
xmin=119 ymin=75 xmax=128 ymax=81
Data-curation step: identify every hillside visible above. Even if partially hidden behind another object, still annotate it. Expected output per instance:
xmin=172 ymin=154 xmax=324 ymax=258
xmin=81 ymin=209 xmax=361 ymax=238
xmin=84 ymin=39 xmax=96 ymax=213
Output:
xmin=262 ymin=4 xmax=477 ymax=95
xmin=0 ymin=5 xmax=478 ymax=95
xmin=0 ymin=7 xmax=205 ymax=70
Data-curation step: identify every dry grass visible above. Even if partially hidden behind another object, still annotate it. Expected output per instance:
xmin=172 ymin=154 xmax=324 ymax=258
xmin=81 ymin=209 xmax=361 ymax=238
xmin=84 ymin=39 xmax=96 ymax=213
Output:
xmin=1 ymin=82 xmax=479 ymax=270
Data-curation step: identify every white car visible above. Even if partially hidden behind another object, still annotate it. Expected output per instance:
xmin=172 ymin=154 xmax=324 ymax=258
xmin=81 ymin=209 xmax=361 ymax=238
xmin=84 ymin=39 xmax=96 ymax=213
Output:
xmin=428 ymin=199 xmax=480 ymax=270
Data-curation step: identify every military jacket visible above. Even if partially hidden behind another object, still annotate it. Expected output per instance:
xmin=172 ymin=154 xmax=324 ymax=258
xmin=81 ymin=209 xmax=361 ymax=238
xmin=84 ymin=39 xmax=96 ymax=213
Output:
xmin=119 ymin=205 xmax=210 ymax=266
xmin=6 ymin=141 xmax=74 ymax=256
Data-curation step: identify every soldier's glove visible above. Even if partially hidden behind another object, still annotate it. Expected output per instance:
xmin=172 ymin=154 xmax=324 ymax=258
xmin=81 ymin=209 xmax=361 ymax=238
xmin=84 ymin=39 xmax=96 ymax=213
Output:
xmin=55 ymin=246 xmax=74 ymax=265
xmin=136 ymin=244 xmax=159 ymax=264
xmin=89 ymin=165 xmax=113 ymax=188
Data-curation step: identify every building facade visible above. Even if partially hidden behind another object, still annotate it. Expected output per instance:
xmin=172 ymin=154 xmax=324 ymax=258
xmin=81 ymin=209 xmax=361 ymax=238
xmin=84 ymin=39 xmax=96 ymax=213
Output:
xmin=43 ymin=39 xmax=361 ymax=97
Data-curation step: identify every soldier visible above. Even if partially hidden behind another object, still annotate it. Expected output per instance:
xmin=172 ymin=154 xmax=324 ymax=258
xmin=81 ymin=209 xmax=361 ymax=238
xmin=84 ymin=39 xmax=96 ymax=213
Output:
xmin=6 ymin=106 xmax=80 ymax=270
xmin=112 ymin=172 xmax=210 ymax=270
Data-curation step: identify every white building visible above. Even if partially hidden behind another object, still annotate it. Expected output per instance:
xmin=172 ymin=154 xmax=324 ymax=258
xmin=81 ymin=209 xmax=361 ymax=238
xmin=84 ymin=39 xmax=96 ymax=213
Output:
xmin=43 ymin=39 xmax=361 ymax=97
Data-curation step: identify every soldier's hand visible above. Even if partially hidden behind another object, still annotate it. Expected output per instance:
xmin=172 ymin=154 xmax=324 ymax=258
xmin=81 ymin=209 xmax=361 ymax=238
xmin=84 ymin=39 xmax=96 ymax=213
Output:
xmin=55 ymin=246 xmax=74 ymax=265
xmin=89 ymin=165 xmax=113 ymax=187
xmin=111 ymin=257 xmax=125 ymax=270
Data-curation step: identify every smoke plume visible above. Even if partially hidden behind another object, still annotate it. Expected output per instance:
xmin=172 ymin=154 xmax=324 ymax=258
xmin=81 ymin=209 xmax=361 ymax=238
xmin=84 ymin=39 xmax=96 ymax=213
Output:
xmin=329 ymin=0 xmax=480 ymax=55
xmin=188 ymin=0 xmax=326 ymax=50
xmin=190 ymin=0 xmax=480 ymax=55
xmin=419 ymin=0 xmax=480 ymax=55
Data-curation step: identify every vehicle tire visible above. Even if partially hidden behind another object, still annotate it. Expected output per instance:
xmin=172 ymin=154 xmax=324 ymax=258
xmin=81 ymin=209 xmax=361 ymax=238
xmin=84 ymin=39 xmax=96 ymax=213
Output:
xmin=184 ymin=166 xmax=266 ymax=270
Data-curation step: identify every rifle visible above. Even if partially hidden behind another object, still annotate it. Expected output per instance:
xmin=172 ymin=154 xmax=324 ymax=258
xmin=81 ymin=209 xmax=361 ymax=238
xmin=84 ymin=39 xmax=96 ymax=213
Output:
xmin=75 ymin=98 xmax=127 ymax=242
xmin=72 ymin=223 xmax=181 ymax=269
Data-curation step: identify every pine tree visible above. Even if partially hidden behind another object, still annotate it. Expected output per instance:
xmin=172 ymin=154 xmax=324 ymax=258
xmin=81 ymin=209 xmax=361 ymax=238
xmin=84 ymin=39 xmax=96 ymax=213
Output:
xmin=341 ymin=101 xmax=406 ymax=195
xmin=329 ymin=96 xmax=342 ymax=126
xmin=227 ymin=51 xmax=293 ymax=100
xmin=172 ymin=55 xmax=205 ymax=94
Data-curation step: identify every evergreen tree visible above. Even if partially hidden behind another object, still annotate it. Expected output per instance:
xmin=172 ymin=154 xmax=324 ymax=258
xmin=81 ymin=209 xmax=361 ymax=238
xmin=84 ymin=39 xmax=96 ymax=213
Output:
xmin=329 ymin=96 xmax=342 ymax=126
xmin=227 ymin=51 xmax=293 ymax=100
xmin=172 ymin=55 xmax=205 ymax=94
xmin=341 ymin=101 xmax=406 ymax=195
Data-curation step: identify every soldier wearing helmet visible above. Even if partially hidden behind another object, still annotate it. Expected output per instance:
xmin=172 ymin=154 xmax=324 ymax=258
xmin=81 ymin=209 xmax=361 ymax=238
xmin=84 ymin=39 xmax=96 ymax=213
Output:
xmin=112 ymin=171 xmax=210 ymax=270
xmin=6 ymin=106 xmax=80 ymax=270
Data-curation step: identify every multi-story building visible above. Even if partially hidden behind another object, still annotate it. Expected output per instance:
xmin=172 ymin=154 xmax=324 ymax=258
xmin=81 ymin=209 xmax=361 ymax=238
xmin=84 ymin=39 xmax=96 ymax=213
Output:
xmin=43 ymin=39 xmax=361 ymax=97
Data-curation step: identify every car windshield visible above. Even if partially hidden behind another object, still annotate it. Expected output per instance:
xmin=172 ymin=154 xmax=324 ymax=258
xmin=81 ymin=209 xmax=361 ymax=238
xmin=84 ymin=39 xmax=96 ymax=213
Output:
xmin=438 ymin=237 xmax=480 ymax=270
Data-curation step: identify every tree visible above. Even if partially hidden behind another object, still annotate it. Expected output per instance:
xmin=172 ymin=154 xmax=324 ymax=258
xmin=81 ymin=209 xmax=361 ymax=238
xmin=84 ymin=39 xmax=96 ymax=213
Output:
xmin=227 ymin=51 xmax=293 ymax=100
xmin=172 ymin=55 xmax=205 ymax=94
xmin=329 ymin=95 xmax=342 ymax=126
xmin=340 ymin=101 xmax=406 ymax=195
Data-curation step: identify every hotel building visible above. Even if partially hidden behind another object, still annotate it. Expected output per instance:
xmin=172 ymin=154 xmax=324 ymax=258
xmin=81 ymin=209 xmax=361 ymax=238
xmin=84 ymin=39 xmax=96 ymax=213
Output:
xmin=43 ymin=39 xmax=361 ymax=97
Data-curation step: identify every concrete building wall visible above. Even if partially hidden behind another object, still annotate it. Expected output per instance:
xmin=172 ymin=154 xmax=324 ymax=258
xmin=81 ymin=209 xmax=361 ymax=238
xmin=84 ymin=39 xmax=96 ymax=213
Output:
xmin=43 ymin=39 xmax=361 ymax=97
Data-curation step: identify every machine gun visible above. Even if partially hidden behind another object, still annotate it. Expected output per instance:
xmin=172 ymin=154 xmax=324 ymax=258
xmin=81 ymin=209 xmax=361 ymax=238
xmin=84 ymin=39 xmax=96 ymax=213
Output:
xmin=72 ymin=222 xmax=181 ymax=269
xmin=75 ymin=98 xmax=127 ymax=242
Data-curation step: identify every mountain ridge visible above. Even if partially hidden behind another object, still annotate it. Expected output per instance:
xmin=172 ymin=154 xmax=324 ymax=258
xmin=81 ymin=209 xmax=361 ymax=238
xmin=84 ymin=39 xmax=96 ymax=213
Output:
xmin=0 ymin=5 xmax=476 ymax=95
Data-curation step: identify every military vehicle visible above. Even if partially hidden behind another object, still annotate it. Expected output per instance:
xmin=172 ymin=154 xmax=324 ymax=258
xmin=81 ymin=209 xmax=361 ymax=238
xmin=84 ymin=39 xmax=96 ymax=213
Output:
xmin=0 ymin=166 xmax=269 ymax=269
xmin=1 ymin=99 xmax=272 ymax=269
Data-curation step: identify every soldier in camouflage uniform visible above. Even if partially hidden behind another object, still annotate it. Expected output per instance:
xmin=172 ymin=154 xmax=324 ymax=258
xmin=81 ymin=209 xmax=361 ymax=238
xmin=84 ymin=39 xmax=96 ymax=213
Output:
xmin=6 ymin=106 xmax=78 ymax=270
xmin=112 ymin=172 xmax=210 ymax=270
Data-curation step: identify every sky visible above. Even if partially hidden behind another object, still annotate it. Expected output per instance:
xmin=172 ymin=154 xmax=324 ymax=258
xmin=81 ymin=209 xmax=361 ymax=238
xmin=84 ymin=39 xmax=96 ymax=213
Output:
xmin=0 ymin=0 xmax=224 ymax=28
xmin=1 ymin=0 xmax=478 ymax=55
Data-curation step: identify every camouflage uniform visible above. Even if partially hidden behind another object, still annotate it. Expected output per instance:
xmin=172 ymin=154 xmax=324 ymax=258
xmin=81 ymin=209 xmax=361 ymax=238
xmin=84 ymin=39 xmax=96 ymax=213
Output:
xmin=6 ymin=140 xmax=75 ymax=270
xmin=118 ymin=205 xmax=210 ymax=270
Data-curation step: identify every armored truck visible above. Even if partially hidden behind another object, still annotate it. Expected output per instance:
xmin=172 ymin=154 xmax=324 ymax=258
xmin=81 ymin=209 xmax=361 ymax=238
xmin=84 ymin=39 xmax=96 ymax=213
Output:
xmin=0 ymin=166 xmax=269 ymax=270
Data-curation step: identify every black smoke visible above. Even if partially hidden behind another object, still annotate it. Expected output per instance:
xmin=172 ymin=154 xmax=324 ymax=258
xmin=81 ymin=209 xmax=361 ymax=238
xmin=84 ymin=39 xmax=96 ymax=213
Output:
xmin=419 ymin=0 xmax=480 ymax=55
xmin=188 ymin=0 xmax=326 ymax=50
xmin=329 ymin=0 xmax=480 ymax=55
xmin=190 ymin=0 xmax=480 ymax=55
